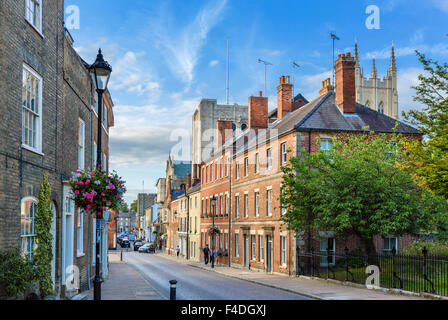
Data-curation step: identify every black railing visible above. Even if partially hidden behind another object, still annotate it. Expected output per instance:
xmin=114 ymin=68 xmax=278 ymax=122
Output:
xmin=296 ymin=247 xmax=448 ymax=296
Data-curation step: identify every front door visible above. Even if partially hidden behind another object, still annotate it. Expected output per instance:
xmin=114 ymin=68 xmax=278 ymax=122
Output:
xmin=62 ymin=186 xmax=74 ymax=290
xmin=244 ymin=235 xmax=249 ymax=267
xmin=266 ymin=235 xmax=272 ymax=273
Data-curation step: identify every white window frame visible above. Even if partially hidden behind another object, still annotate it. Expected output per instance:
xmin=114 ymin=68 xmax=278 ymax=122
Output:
xmin=255 ymin=153 xmax=260 ymax=173
xmin=267 ymin=190 xmax=272 ymax=217
xmin=383 ymin=237 xmax=398 ymax=252
xmin=78 ymin=119 xmax=85 ymax=170
xmin=244 ymin=157 xmax=249 ymax=176
xmin=281 ymin=142 xmax=287 ymax=165
xmin=103 ymin=153 xmax=107 ymax=172
xmin=25 ymin=0 xmax=43 ymax=34
xmin=220 ymin=158 xmax=223 ymax=178
xmin=22 ymin=64 xmax=43 ymax=154
xmin=235 ymin=195 xmax=239 ymax=218
xmin=235 ymin=234 xmax=239 ymax=257
xmin=259 ymin=234 xmax=264 ymax=262
xmin=226 ymin=156 xmax=230 ymax=176
xmin=320 ymin=237 xmax=335 ymax=266
xmin=251 ymin=235 xmax=256 ymax=260
xmin=225 ymin=194 xmax=229 ymax=215
xmin=281 ymin=236 xmax=287 ymax=266
xmin=255 ymin=192 xmax=259 ymax=217
xmin=76 ymin=209 xmax=84 ymax=256
xmin=21 ymin=197 xmax=38 ymax=260
xmin=236 ymin=161 xmax=240 ymax=179
xmin=267 ymin=148 xmax=272 ymax=170
xmin=244 ymin=194 xmax=248 ymax=218
xmin=320 ymin=138 xmax=333 ymax=152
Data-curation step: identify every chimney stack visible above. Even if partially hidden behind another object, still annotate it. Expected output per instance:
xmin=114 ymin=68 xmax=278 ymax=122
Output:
xmin=335 ymin=52 xmax=356 ymax=114
xmin=187 ymin=173 xmax=191 ymax=189
xmin=216 ymin=118 xmax=233 ymax=150
xmin=319 ymin=78 xmax=334 ymax=96
xmin=248 ymin=92 xmax=268 ymax=132
xmin=277 ymin=75 xmax=293 ymax=120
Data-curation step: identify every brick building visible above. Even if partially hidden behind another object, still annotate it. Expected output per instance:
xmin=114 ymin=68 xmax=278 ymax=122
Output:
xmin=0 ymin=1 xmax=114 ymax=298
xmin=198 ymin=51 xmax=419 ymax=275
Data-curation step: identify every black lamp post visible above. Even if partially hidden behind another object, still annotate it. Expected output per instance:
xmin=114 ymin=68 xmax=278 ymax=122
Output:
xmin=89 ymin=48 xmax=112 ymax=301
xmin=210 ymin=196 xmax=217 ymax=268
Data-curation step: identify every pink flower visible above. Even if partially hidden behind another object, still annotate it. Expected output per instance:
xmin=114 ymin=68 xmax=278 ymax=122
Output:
xmin=86 ymin=205 xmax=92 ymax=210
xmin=85 ymin=179 xmax=90 ymax=184
xmin=101 ymin=193 xmax=106 ymax=197
xmin=74 ymin=190 xmax=80 ymax=195
xmin=117 ymin=195 xmax=120 ymax=199
xmin=76 ymin=170 xmax=81 ymax=173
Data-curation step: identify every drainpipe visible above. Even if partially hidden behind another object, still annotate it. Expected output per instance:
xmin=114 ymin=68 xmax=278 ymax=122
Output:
xmin=186 ymin=193 xmax=190 ymax=260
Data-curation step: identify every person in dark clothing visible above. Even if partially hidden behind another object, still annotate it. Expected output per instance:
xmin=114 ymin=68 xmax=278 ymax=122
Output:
xmin=203 ymin=244 xmax=210 ymax=265
xmin=210 ymin=247 xmax=216 ymax=268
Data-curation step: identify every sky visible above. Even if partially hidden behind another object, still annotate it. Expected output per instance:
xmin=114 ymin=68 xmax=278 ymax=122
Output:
xmin=64 ymin=0 xmax=448 ymax=205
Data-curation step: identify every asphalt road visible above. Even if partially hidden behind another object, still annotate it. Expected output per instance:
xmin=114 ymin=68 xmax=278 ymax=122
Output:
xmin=122 ymin=251 xmax=312 ymax=300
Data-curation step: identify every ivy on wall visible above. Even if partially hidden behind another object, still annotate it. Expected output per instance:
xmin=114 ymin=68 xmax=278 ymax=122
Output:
xmin=34 ymin=174 xmax=54 ymax=297
xmin=0 ymin=249 xmax=34 ymax=299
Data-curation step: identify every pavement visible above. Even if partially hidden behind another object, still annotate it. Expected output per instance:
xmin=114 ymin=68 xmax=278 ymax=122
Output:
xmin=87 ymin=251 xmax=165 ymax=300
xmin=155 ymin=252 xmax=426 ymax=300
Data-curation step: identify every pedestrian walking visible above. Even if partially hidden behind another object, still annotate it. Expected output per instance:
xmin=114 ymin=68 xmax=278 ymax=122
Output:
xmin=203 ymin=245 xmax=210 ymax=265
xmin=176 ymin=245 xmax=180 ymax=257
xmin=210 ymin=247 xmax=216 ymax=268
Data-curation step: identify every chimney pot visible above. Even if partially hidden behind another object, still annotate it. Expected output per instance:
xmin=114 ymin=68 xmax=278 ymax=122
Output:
xmin=259 ymin=91 xmax=263 ymax=97
xmin=277 ymin=75 xmax=293 ymax=120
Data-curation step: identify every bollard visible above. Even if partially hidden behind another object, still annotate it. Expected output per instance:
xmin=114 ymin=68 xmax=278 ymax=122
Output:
xmin=169 ymin=280 xmax=177 ymax=300
xmin=120 ymin=250 xmax=123 ymax=261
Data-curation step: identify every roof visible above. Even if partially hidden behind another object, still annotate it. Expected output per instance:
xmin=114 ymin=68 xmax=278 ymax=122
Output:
xmin=171 ymin=190 xmax=185 ymax=198
xmin=173 ymin=160 xmax=192 ymax=177
xmin=235 ymin=92 xmax=420 ymax=155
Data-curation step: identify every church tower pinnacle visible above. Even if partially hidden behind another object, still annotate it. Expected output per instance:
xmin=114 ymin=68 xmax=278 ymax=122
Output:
xmin=389 ymin=40 xmax=397 ymax=74
xmin=371 ymin=54 xmax=377 ymax=79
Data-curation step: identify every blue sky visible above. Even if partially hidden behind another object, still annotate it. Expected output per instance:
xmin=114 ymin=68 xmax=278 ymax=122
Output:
xmin=65 ymin=0 xmax=448 ymax=205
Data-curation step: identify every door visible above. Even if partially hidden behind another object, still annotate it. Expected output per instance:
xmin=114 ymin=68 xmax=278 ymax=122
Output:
xmin=244 ymin=235 xmax=249 ymax=267
xmin=266 ymin=235 xmax=272 ymax=273
xmin=62 ymin=186 xmax=74 ymax=290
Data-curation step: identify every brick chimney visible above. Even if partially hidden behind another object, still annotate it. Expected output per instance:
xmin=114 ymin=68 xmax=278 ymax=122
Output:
xmin=335 ymin=53 xmax=356 ymax=114
xmin=319 ymin=78 xmax=334 ymax=96
xmin=277 ymin=75 xmax=293 ymax=120
xmin=248 ymin=91 xmax=268 ymax=132
xmin=216 ymin=118 xmax=233 ymax=149
xmin=187 ymin=173 xmax=191 ymax=189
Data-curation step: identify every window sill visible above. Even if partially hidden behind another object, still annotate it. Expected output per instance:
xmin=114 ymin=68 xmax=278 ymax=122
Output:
xmin=25 ymin=19 xmax=44 ymax=39
xmin=22 ymin=144 xmax=44 ymax=156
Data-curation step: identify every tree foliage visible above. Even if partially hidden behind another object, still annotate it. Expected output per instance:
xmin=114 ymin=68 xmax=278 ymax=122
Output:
xmin=130 ymin=199 xmax=138 ymax=212
xmin=0 ymin=249 xmax=35 ymax=298
xmin=118 ymin=199 xmax=129 ymax=212
xmin=34 ymin=173 xmax=54 ymax=297
xmin=401 ymin=51 xmax=448 ymax=200
xmin=280 ymin=133 xmax=442 ymax=254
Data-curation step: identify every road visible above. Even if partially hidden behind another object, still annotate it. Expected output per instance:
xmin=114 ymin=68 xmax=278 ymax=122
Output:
xmin=121 ymin=251 xmax=312 ymax=300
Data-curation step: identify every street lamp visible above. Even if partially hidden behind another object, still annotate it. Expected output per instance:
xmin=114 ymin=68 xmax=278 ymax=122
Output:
xmin=210 ymin=196 xmax=217 ymax=268
xmin=89 ymin=48 xmax=112 ymax=301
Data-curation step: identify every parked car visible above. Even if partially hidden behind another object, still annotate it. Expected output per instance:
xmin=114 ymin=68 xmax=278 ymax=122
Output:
xmin=138 ymin=243 xmax=156 ymax=253
xmin=134 ymin=241 xmax=143 ymax=251
xmin=121 ymin=239 xmax=130 ymax=248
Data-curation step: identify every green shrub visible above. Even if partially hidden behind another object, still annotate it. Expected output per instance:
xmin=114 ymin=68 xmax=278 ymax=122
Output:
xmin=401 ymin=240 xmax=448 ymax=256
xmin=0 ymin=249 xmax=35 ymax=298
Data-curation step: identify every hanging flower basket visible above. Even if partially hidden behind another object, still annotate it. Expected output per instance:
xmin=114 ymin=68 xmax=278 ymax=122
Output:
xmin=69 ymin=168 xmax=126 ymax=217
xmin=208 ymin=226 xmax=220 ymax=236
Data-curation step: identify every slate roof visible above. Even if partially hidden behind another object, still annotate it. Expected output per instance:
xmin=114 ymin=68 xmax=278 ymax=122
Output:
xmin=235 ymin=92 xmax=420 ymax=155
xmin=172 ymin=160 xmax=192 ymax=177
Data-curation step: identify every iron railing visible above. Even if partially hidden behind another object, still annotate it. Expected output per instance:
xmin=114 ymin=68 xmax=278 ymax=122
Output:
xmin=296 ymin=247 xmax=448 ymax=296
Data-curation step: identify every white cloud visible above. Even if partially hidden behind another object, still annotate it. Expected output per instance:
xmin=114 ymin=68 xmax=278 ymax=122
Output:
xmin=431 ymin=0 xmax=448 ymax=13
xmin=397 ymin=67 xmax=426 ymax=117
xmin=150 ymin=1 xmax=228 ymax=83
xmin=209 ymin=60 xmax=219 ymax=67
xmin=364 ymin=43 xmax=448 ymax=60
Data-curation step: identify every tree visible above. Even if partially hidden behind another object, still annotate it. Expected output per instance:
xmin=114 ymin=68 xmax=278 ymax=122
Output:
xmin=401 ymin=51 xmax=448 ymax=200
xmin=130 ymin=199 xmax=138 ymax=212
xmin=118 ymin=199 xmax=129 ymax=213
xmin=34 ymin=174 xmax=53 ymax=297
xmin=280 ymin=133 xmax=441 ymax=259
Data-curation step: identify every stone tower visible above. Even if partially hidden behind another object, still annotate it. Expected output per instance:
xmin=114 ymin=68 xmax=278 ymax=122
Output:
xmin=354 ymin=41 xmax=398 ymax=119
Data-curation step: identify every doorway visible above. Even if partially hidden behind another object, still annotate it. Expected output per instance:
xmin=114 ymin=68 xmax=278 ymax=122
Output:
xmin=266 ymin=235 xmax=272 ymax=273
xmin=243 ymin=234 xmax=249 ymax=267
